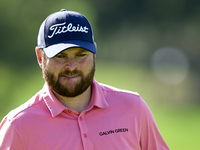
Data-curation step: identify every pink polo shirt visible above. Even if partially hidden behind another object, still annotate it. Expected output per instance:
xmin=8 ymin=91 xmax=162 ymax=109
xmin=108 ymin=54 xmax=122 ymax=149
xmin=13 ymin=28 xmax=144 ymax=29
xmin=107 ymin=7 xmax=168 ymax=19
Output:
xmin=0 ymin=79 xmax=169 ymax=150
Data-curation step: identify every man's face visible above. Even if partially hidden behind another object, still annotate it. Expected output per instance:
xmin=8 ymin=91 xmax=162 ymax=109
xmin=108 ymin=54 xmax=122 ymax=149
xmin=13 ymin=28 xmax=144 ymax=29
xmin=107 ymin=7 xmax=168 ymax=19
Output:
xmin=42 ymin=48 xmax=95 ymax=97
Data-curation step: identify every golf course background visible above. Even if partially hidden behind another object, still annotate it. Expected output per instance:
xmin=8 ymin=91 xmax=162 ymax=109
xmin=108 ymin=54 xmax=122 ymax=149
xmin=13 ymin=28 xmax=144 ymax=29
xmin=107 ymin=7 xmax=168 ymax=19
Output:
xmin=1 ymin=0 xmax=200 ymax=149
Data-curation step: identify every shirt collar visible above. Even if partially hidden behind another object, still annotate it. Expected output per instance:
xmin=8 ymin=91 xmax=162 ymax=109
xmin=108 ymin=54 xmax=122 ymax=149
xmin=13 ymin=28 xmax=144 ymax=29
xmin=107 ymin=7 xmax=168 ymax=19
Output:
xmin=41 ymin=80 xmax=109 ymax=117
xmin=88 ymin=79 xmax=109 ymax=109
xmin=41 ymin=84 xmax=66 ymax=117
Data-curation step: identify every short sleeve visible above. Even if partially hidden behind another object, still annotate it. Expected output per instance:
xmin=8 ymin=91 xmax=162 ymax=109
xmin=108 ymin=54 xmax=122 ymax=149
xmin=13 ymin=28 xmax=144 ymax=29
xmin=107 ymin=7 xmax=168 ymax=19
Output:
xmin=0 ymin=117 xmax=24 ymax=150
xmin=139 ymin=99 xmax=170 ymax=150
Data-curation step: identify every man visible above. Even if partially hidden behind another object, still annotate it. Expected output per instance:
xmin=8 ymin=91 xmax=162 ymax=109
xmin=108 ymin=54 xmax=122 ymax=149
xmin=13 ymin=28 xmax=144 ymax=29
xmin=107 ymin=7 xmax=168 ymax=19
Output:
xmin=0 ymin=9 xmax=170 ymax=150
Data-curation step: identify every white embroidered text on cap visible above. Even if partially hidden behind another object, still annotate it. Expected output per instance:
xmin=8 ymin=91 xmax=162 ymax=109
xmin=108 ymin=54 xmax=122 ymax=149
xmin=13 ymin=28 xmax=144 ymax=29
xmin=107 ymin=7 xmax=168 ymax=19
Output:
xmin=48 ymin=22 xmax=89 ymax=38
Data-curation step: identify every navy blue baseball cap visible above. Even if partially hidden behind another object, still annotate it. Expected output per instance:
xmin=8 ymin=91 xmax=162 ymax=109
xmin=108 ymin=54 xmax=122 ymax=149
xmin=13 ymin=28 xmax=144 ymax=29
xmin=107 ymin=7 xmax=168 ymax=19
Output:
xmin=37 ymin=9 xmax=96 ymax=58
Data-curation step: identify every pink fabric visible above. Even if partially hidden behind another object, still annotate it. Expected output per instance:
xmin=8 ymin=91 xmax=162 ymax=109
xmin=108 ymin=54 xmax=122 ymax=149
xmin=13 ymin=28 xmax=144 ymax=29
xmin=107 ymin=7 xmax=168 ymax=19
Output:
xmin=0 ymin=80 xmax=169 ymax=150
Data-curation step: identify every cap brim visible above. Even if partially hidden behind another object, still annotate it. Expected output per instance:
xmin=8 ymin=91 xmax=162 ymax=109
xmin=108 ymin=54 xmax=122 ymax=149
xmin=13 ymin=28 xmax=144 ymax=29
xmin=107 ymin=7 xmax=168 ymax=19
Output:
xmin=43 ymin=40 xmax=96 ymax=58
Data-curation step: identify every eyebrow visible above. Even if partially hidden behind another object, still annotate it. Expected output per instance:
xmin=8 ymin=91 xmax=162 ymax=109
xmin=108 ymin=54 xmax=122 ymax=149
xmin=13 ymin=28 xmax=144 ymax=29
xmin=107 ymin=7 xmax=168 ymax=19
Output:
xmin=58 ymin=48 xmax=89 ymax=56
xmin=75 ymin=48 xmax=89 ymax=54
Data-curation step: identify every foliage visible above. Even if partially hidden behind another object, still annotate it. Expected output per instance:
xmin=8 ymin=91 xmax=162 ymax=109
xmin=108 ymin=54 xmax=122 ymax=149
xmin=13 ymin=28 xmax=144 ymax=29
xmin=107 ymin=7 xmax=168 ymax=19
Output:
xmin=1 ymin=0 xmax=200 ymax=68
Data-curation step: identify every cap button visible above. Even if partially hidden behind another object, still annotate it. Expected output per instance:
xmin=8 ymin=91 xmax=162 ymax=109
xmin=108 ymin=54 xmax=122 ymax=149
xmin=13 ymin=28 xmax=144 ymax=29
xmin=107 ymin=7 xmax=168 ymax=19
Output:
xmin=60 ymin=9 xmax=67 ymax=12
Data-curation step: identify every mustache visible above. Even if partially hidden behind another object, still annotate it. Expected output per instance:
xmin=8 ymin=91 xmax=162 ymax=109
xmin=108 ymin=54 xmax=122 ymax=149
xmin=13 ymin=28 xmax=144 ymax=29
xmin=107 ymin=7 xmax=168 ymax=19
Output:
xmin=59 ymin=70 xmax=82 ymax=76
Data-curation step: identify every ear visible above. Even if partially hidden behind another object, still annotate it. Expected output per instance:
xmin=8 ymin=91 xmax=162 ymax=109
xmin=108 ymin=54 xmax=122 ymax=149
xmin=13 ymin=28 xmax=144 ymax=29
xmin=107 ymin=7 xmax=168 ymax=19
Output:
xmin=35 ymin=47 xmax=43 ymax=68
xmin=94 ymin=43 xmax=97 ymax=59
xmin=94 ymin=42 xmax=97 ymax=49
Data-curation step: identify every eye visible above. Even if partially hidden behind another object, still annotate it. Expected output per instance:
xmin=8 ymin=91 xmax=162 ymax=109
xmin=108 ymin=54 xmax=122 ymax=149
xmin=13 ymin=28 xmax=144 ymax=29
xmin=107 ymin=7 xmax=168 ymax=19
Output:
xmin=55 ymin=53 xmax=65 ymax=58
xmin=77 ymin=53 xmax=87 ymax=57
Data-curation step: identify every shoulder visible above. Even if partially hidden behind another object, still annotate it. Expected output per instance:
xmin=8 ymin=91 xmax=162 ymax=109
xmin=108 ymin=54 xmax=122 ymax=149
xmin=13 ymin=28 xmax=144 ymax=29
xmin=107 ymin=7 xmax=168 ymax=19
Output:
xmin=3 ymin=90 xmax=45 ymax=125
xmin=99 ymin=82 xmax=140 ymax=98
xmin=96 ymin=82 xmax=144 ymax=106
xmin=95 ymin=81 xmax=152 ymax=119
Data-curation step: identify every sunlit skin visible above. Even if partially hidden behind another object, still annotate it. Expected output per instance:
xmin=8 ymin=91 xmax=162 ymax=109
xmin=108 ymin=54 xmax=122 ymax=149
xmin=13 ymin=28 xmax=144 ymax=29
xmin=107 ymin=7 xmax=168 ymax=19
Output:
xmin=36 ymin=47 xmax=96 ymax=113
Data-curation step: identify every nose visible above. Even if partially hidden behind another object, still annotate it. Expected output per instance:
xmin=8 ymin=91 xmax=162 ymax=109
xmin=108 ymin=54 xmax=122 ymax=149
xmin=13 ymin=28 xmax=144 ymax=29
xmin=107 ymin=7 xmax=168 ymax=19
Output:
xmin=65 ymin=57 xmax=77 ymax=71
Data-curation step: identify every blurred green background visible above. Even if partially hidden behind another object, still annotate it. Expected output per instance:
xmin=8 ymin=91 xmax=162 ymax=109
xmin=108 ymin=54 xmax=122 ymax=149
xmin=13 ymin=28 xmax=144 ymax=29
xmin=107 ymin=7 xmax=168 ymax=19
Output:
xmin=1 ymin=0 xmax=200 ymax=149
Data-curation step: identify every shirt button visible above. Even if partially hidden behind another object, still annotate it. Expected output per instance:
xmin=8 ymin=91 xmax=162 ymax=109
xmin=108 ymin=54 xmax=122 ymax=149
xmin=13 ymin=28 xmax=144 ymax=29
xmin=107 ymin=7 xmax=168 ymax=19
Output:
xmin=83 ymin=133 xmax=87 ymax=138
xmin=79 ymin=117 xmax=83 ymax=121
xmin=68 ymin=110 xmax=72 ymax=113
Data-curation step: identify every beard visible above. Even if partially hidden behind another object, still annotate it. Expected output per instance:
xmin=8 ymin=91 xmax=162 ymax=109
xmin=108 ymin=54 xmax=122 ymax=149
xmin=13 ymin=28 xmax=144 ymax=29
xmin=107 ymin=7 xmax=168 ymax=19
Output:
xmin=42 ymin=58 xmax=95 ymax=97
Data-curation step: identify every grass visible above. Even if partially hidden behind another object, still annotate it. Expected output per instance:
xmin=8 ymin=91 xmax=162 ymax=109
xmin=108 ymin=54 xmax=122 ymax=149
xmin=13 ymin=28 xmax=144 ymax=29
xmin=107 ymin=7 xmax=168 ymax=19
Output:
xmin=0 ymin=61 xmax=200 ymax=150
xmin=151 ymin=106 xmax=200 ymax=150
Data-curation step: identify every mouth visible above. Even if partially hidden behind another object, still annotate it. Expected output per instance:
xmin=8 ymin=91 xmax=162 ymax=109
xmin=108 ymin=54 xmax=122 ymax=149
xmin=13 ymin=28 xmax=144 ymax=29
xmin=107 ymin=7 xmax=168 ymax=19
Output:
xmin=61 ymin=74 xmax=81 ymax=78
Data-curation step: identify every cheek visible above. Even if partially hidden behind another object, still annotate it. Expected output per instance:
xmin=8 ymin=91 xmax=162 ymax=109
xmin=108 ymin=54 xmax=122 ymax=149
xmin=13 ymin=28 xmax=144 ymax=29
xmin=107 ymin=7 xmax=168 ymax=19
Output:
xmin=44 ymin=61 xmax=61 ymax=77
xmin=79 ymin=56 xmax=94 ymax=70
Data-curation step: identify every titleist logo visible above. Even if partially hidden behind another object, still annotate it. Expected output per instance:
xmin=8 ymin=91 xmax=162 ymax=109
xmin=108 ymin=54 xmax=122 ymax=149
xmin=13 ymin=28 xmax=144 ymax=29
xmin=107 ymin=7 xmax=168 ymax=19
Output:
xmin=48 ymin=22 xmax=89 ymax=38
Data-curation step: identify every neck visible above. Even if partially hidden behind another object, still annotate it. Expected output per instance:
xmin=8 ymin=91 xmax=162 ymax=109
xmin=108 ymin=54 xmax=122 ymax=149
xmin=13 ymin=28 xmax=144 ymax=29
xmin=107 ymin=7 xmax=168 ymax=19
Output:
xmin=52 ymin=86 xmax=92 ymax=114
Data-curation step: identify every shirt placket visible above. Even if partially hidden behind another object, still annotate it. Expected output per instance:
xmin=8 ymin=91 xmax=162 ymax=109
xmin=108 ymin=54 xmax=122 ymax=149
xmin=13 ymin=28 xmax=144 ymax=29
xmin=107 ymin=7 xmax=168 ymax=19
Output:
xmin=78 ymin=113 xmax=93 ymax=150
